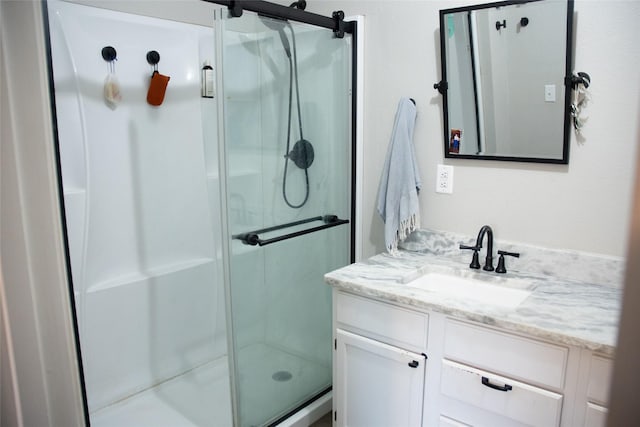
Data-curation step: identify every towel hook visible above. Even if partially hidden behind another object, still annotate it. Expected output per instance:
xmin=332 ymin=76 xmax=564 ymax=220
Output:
xmin=146 ymin=50 xmax=160 ymax=72
xmin=101 ymin=46 xmax=121 ymax=108
xmin=101 ymin=46 xmax=117 ymax=62
xmin=433 ymin=80 xmax=448 ymax=95
xmin=569 ymin=71 xmax=592 ymax=133
xmin=570 ymin=71 xmax=591 ymax=89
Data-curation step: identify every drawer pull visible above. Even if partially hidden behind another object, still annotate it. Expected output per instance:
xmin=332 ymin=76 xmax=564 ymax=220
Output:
xmin=481 ymin=376 xmax=513 ymax=392
xmin=408 ymin=360 xmax=419 ymax=368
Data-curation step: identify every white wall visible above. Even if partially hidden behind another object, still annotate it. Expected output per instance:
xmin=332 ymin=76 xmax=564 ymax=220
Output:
xmin=307 ymin=0 xmax=640 ymax=258
xmin=67 ymin=0 xmax=216 ymax=27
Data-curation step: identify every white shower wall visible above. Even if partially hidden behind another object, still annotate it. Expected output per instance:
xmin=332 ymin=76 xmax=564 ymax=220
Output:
xmin=47 ymin=0 xmax=227 ymax=413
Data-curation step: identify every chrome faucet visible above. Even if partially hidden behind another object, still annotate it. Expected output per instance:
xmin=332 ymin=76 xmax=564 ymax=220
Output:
xmin=460 ymin=225 xmax=494 ymax=271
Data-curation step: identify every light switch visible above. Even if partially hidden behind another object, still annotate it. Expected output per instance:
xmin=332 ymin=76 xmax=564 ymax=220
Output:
xmin=545 ymin=84 xmax=556 ymax=102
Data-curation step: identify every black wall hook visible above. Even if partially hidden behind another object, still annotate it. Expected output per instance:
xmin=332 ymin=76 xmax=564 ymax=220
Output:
xmin=571 ymin=72 xmax=591 ymax=89
xmin=146 ymin=50 xmax=160 ymax=66
xmin=496 ymin=20 xmax=506 ymax=30
xmin=520 ymin=17 xmax=529 ymax=27
xmin=433 ymin=80 xmax=448 ymax=95
xmin=101 ymin=46 xmax=117 ymax=62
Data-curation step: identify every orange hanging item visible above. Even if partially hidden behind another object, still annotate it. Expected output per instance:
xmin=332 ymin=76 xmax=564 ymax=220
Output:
xmin=147 ymin=71 xmax=170 ymax=106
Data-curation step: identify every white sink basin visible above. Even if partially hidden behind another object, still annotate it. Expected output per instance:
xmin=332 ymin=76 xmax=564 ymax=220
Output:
xmin=404 ymin=271 xmax=532 ymax=308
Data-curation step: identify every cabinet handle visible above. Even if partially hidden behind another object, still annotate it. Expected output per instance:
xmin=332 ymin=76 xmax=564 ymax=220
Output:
xmin=408 ymin=360 xmax=419 ymax=368
xmin=481 ymin=376 xmax=513 ymax=392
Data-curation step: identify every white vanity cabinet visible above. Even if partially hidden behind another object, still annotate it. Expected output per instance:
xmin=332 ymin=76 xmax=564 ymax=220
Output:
xmin=333 ymin=292 xmax=429 ymax=426
xmin=333 ymin=289 xmax=614 ymax=427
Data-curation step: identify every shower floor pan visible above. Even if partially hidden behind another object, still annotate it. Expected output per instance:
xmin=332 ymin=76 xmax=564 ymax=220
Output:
xmin=90 ymin=343 xmax=329 ymax=427
xmin=237 ymin=342 xmax=331 ymax=427
xmin=90 ymin=357 xmax=232 ymax=427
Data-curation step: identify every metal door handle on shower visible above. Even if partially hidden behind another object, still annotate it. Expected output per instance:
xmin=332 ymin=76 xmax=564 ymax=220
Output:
xmin=233 ymin=215 xmax=349 ymax=247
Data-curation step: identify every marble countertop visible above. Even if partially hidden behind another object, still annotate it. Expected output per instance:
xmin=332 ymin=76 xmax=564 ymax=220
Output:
xmin=325 ymin=243 xmax=622 ymax=356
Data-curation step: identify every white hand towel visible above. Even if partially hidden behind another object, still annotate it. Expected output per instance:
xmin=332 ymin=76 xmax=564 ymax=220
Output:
xmin=376 ymin=98 xmax=421 ymax=254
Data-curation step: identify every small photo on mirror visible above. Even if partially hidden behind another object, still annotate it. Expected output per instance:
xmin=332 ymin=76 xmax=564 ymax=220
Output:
xmin=449 ymin=129 xmax=461 ymax=154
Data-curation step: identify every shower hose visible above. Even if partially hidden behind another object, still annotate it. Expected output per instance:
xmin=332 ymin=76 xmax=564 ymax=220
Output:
xmin=282 ymin=23 xmax=310 ymax=209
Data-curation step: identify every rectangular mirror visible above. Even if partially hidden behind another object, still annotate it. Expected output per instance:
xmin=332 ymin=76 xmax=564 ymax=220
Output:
xmin=438 ymin=0 xmax=574 ymax=163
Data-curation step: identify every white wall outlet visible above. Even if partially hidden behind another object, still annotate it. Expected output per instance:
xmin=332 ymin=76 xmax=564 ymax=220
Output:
xmin=436 ymin=164 xmax=454 ymax=194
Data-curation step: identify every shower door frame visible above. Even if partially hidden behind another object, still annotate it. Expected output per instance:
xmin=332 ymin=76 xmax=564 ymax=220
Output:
xmin=202 ymin=0 xmax=355 ymax=37
xmin=213 ymin=3 xmax=359 ymax=425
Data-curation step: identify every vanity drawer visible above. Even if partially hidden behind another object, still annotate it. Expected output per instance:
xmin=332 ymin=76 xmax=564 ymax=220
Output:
xmin=444 ymin=319 xmax=568 ymax=389
xmin=587 ymin=355 xmax=613 ymax=406
xmin=335 ymin=291 xmax=428 ymax=352
xmin=440 ymin=359 xmax=563 ymax=427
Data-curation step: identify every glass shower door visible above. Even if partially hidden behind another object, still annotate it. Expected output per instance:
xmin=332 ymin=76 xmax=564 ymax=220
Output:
xmin=219 ymin=11 xmax=353 ymax=427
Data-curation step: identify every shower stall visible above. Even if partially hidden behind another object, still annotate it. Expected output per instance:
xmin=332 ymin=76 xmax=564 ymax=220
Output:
xmin=45 ymin=1 xmax=355 ymax=426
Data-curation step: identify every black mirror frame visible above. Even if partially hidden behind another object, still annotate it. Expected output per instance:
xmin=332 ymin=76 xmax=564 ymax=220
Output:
xmin=437 ymin=0 xmax=574 ymax=164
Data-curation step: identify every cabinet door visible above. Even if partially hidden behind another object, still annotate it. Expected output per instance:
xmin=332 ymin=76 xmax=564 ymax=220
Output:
xmin=580 ymin=353 xmax=612 ymax=427
xmin=335 ymin=329 xmax=425 ymax=427
xmin=584 ymin=402 xmax=608 ymax=427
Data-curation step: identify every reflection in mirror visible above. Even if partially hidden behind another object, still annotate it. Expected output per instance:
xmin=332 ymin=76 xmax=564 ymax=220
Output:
xmin=439 ymin=0 xmax=573 ymax=163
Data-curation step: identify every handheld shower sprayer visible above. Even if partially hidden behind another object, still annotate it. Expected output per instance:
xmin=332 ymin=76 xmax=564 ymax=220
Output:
xmin=261 ymin=17 xmax=292 ymax=57
xmin=259 ymin=15 xmax=314 ymax=209
xmin=277 ymin=29 xmax=292 ymax=58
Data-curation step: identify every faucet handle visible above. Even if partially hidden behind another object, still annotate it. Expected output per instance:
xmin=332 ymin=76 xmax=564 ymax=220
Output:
xmin=498 ymin=250 xmax=520 ymax=258
xmin=460 ymin=244 xmax=481 ymax=269
xmin=496 ymin=250 xmax=520 ymax=274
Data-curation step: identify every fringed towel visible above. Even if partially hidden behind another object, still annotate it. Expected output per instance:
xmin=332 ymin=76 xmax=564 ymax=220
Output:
xmin=376 ymin=97 xmax=421 ymax=254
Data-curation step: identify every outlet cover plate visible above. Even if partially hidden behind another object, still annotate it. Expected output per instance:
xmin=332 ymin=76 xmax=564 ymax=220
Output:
xmin=545 ymin=84 xmax=556 ymax=102
xmin=436 ymin=164 xmax=454 ymax=194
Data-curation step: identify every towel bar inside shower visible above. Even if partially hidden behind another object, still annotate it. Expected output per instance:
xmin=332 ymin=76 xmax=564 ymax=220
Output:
xmin=233 ymin=215 xmax=349 ymax=246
